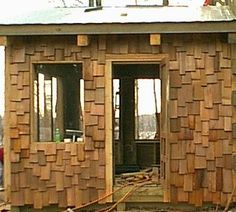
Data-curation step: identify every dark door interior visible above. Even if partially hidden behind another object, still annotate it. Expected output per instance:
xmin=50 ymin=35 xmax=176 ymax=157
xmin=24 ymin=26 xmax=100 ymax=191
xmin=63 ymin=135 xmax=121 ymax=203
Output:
xmin=112 ymin=64 xmax=161 ymax=175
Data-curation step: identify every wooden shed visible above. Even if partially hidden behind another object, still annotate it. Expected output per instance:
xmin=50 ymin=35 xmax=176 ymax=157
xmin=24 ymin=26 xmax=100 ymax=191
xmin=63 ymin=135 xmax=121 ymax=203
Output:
xmin=1 ymin=2 xmax=236 ymax=211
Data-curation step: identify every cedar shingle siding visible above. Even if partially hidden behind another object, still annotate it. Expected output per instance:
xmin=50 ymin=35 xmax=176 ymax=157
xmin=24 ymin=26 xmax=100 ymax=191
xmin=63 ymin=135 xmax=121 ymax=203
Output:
xmin=8 ymin=34 xmax=233 ymax=208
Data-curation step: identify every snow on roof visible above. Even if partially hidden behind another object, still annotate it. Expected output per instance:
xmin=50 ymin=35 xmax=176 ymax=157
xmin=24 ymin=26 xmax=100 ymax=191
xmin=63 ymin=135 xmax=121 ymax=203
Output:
xmin=0 ymin=5 xmax=234 ymax=25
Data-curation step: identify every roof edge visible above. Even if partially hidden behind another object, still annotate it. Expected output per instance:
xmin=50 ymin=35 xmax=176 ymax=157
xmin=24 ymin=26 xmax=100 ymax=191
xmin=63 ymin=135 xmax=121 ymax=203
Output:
xmin=0 ymin=21 xmax=236 ymax=36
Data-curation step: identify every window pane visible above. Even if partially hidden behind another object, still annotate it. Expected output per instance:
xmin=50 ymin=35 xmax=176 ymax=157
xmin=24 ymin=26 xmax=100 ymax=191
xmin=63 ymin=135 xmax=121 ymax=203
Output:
xmin=135 ymin=79 xmax=161 ymax=140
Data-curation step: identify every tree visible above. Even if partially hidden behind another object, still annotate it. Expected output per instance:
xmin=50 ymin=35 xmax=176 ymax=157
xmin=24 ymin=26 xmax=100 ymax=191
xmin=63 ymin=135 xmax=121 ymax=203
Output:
xmin=49 ymin=0 xmax=83 ymax=7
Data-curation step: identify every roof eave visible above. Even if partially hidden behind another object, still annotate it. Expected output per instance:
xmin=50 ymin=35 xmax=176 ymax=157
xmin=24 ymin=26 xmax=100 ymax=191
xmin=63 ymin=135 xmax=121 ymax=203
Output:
xmin=0 ymin=21 xmax=236 ymax=36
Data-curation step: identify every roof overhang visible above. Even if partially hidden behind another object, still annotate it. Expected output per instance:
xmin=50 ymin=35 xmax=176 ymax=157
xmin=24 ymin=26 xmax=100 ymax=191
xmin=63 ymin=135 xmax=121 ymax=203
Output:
xmin=0 ymin=21 xmax=236 ymax=36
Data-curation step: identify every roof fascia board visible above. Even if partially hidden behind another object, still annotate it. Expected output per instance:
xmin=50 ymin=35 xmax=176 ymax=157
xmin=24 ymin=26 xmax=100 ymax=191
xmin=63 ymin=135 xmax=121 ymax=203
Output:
xmin=0 ymin=22 xmax=235 ymax=35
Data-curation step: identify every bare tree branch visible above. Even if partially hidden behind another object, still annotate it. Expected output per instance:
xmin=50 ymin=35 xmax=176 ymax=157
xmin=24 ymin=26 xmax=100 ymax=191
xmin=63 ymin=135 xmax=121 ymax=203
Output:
xmin=61 ymin=0 xmax=66 ymax=7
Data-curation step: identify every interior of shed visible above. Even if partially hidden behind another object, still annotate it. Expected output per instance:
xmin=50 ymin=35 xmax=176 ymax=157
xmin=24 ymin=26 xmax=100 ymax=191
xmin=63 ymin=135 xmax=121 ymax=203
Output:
xmin=112 ymin=63 xmax=161 ymax=184
xmin=33 ymin=64 xmax=84 ymax=142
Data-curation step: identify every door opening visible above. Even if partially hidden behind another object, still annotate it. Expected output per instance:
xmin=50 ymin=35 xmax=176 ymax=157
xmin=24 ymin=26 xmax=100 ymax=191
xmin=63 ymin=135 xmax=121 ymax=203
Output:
xmin=112 ymin=63 xmax=161 ymax=180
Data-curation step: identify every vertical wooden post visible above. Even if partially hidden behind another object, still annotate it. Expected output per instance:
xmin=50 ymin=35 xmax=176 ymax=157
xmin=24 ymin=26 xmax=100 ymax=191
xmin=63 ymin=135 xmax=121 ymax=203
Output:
xmin=105 ymin=61 xmax=113 ymax=202
xmin=3 ymin=37 xmax=10 ymax=203
xmin=161 ymin=58 xmax=170 ymax=203
xmin=121 ymin=78 xmax=137 ymax=165
xmin=231 ymin=40 xmax=236 ymax=203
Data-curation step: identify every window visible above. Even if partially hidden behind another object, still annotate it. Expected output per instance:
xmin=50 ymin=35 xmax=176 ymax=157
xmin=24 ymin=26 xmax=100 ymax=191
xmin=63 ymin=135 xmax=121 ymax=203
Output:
xmin=135 ymin=79 xmax=161 ymax=140
xmin=33 ymin=64 xmax=84 ymax=142
xmin=113 ymin=78 xmax=161 ymax=141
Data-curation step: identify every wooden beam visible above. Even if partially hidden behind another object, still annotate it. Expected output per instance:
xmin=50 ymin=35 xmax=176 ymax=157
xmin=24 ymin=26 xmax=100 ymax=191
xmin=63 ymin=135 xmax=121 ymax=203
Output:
xmin=228 ymin=33 xmax=236 ymax=44
xmin=150 ymin=34 xmax=161 ymax=46
xmin=4 ymin=40 xmax=11 ymax=203
xmin=77 ymin=35 xmax=89 ymax=46
xmin=105 ymin=61 xmax=113 ymax=202
xmin=0 ymin=36 xmax=7 ymax=46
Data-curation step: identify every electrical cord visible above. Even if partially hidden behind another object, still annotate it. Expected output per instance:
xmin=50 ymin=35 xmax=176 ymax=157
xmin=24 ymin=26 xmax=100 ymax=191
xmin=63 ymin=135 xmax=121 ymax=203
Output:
xmin=62 ymin=178 xmax=152 ymax=212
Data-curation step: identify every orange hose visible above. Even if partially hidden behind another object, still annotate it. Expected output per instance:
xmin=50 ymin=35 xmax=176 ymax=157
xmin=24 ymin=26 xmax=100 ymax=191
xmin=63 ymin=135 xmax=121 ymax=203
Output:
xmin=62 ymin=179 xmax=150 ymax=212
xmin=104 ymin=180 xmax=151 ymax=212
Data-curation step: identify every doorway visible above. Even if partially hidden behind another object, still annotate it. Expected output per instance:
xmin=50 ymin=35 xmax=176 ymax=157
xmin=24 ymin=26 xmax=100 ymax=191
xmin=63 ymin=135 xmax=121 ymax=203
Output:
xmin=112 ymin=63 xmax=161 ymax=176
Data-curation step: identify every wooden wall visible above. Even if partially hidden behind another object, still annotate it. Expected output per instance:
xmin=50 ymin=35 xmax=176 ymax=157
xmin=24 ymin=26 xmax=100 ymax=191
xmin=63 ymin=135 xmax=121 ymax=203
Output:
xmin=8 ymin=36 xmax=107 ymax=209
xmin=164 ymin=34 xmax=233 ymax=206
xmin=6 ymin=34 xmax=233 ymax=208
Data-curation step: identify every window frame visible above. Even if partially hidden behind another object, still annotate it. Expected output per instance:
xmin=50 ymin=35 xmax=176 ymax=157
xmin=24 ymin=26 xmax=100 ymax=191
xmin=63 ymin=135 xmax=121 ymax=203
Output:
xmin=105 ymin=53 xmax=169 ymax=196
